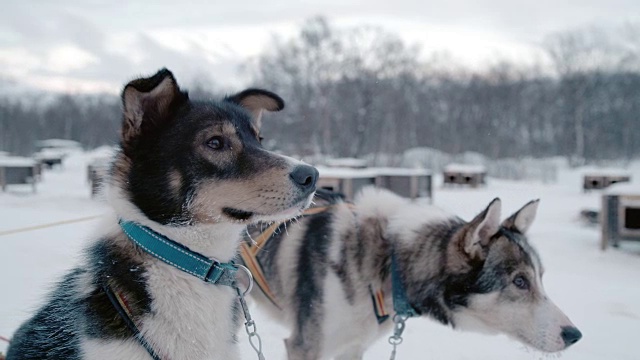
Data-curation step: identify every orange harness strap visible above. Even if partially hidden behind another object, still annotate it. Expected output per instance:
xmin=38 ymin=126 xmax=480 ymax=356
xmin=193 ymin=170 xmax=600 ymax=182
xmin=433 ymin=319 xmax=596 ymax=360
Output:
xmin=240 ymin=206 xmax=335 ymax=309
xmin=370 ymin=285 xmax=390 ymax=324
xmin=239 ymin=241 xmax=281 ymax=309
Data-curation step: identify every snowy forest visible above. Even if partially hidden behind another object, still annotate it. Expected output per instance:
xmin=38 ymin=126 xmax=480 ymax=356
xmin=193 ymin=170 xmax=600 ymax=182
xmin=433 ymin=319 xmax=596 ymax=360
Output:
xmin=1 ymin=17 xmax=639 ymax=162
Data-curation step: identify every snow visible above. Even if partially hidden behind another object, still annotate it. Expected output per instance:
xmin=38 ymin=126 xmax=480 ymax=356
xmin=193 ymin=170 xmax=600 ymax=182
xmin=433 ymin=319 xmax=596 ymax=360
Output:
xmin=604 ymin=182 xmax=640 ymax=195
xmin=372 ymin=167 xmax=432 ymax=176
xmin=34 ymin=139 xmax=83 ymax=149
xmin=317 ymin=166 xmax=431 ymax=178
xmin=2 ymin=152 xmax=640 ymax=359
xmin=32 ymin=148 xmax=69 ymax=160
xmin=581 ymin=167 xmax=631 ymax=178
xmin=0 ymin=157 xmax=36 ymax=167
xmin=317 ymin=165 xmax=380 ymax=178
xmin=444 ymin=163 xmax=487 ymax=173
xmin=85 ymin=145 xmax=118 ymax=161
xmin=325 ymin=158 xmax=369 ymax=168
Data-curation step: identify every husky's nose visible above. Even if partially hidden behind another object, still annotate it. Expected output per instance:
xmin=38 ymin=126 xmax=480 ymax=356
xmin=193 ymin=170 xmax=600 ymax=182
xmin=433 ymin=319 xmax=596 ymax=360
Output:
xmin=561 ymin=326 xmax=582 ymax=347
xmin=290 ymin=165 xmax=318 ymax=193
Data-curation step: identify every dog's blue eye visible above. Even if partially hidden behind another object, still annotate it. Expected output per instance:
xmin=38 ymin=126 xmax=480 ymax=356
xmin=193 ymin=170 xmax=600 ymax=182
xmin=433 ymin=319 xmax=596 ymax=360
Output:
xmin=513 ymin=275 xmax=529 ymax=290
xmin=207 ymin=136 xmax=224 ymax=150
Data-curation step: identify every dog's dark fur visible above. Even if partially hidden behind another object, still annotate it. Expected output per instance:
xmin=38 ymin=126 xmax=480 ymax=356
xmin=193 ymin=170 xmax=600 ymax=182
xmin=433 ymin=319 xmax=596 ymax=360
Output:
xmin=7 ymin=69 xmax=317 ymax=360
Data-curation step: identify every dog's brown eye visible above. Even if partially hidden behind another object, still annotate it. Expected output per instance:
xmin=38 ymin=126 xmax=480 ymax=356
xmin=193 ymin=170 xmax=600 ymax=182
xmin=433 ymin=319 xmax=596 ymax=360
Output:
xmin=513 ymin=275 xmax=529 ymax=290
xmin=207 ymin=136 xmax=224 ymax=150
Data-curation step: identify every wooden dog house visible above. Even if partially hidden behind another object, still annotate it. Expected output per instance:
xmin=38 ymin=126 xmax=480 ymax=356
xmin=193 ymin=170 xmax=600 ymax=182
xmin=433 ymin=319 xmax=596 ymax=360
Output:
xmin=584 ymin=171 xmax=631 ymax=192
xmin=0 ymin=156 xmax=38 ymax=192
xmin=317 ymin=166 xmax=433 ymax=201
xmin=443 ymin=164 xmax=487 ymax=187
xmin=601 ymin=185 xmax=640 ymax=250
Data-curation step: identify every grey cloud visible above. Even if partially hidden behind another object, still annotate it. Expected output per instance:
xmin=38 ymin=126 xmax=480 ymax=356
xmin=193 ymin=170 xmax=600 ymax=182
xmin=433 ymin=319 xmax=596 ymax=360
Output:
xmin=2 ymin=3 xmax=242 ymax=90
xmin=1 ymin=0 xmax=638 ymax=92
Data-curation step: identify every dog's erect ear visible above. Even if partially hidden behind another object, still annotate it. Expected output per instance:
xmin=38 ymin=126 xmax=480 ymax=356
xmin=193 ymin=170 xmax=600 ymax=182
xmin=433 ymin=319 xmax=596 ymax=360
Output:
xmin=461 ymin=198 xmax=502 ymax=259
xmin=121 ymin=68 xmax=188 ymax=144
xmin=502 ymin=199 xmax=539 ymax=234
xmin=226 ymin=89 xmax=284 ymax=131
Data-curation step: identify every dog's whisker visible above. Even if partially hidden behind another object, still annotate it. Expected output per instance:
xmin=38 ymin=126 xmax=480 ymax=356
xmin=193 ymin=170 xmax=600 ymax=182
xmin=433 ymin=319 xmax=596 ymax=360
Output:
xmin=225 ymin=191 xmax=263 ymax=208
xmin=245 ymin=228 xmax=257 ymax=245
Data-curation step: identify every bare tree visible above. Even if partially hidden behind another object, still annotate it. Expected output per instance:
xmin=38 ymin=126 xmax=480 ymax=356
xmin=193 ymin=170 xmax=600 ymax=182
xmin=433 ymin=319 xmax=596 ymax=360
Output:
xmin=1 ymin=19 xmax=639 ymax=164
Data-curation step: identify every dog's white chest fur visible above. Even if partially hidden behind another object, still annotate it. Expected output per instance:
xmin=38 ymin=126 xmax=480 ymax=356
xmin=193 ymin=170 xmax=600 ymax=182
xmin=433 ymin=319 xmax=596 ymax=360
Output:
xmin=83 ymin=220 xmax=244 ymax=359
xmin=82 ymin=261 xmax=240 ymax=360
xmin=143 ymin=261 xmax=240 ymax=359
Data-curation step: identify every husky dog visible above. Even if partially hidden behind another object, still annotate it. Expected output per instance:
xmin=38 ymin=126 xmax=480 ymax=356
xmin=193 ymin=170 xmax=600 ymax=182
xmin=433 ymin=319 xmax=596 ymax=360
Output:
xmin=245 ymin=187 xmax=582 ymax=359
xmin=7 ymin=69 xmax=318 ymax=360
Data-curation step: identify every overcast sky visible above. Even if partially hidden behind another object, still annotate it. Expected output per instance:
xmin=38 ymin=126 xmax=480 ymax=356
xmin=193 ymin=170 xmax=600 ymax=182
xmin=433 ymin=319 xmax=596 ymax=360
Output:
xmin=1 ymin=0 xmax=638 ymax=93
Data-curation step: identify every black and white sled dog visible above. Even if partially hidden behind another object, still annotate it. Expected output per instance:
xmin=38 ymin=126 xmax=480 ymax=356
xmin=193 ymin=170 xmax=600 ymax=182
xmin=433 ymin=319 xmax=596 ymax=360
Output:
xmin=7 ymin=69 xmax=318 ymax=359
xmin=245 ymin=187 xmax=582 ymax=359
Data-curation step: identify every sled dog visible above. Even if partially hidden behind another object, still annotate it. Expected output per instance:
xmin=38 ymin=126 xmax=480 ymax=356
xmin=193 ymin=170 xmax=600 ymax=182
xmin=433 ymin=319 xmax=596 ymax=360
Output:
xmin=7 ymin=69 xmax=318 ymax=360
xmin=243 ymin=187 xmax=581 ymax=359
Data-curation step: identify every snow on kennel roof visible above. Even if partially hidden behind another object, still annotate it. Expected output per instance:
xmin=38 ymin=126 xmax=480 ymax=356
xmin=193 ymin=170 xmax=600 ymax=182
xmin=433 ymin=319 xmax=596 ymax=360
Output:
xmin=325 ymin=158 xmax=368 ymax=169
xmin=317 ymin=166 xmax=378 ymax=178
xmin=444 ymin=163 xmax=486 ymax=173
xmin=35 ymin=139 xmax=82 ymax=149
xmin=582 ymin=167 xmax=631 ymax=177
xmin=605 ymin=182 xmax=640 ymax=195
xmin=0 ymin=156 xmax=37 ymax=167
xmin=33 ymin=148 xmax=69 ymax=160
xmin=371 ymin=167 xmax=431 ymax=176
xmin=316 ymin=166 xmax=430 ymax=178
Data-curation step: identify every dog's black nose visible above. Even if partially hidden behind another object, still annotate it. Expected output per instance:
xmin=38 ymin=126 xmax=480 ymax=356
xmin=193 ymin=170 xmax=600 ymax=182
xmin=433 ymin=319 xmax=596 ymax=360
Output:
xmin=561 ymin=326 xmax=582 ymax=347
xmin=290 ymin=165 xmax=318 ymax=192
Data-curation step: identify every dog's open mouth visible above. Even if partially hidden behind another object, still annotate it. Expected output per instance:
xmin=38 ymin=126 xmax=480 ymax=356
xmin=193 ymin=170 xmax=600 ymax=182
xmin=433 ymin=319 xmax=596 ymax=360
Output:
xmin=222 ymin=206 xmax=300 ymax=222
xmin=222 ymin=207 xmax=254 ymax=221
xmin=222 ymin=195 xmax=314 ymax=222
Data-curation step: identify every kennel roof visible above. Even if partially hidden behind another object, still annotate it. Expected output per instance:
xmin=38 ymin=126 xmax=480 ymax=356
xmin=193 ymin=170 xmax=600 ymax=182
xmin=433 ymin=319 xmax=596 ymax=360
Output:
xmin=581 ymin=166 xmax=630 ymax=177
xmin=604 ymin=182 xmax=640 ymax=195
xmin=444 ymin=163 xmax=486 ymax=173
xmin=316 ymin=166 xmax=430 ymax=178
xmin=0 ymin=156 xmax=37 ymax=167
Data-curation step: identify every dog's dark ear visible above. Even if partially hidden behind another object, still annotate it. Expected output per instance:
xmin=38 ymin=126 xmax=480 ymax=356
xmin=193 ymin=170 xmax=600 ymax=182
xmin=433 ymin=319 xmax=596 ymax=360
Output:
xmin=460 ymin=198 xmax=502 ymax=259
xmin=502 ymin=199 xmax=539 ymax=234
xmin=226 ymin=89 xmax=284 ymax=131
xmin=121 ymin=68 xmax=188 ymax=144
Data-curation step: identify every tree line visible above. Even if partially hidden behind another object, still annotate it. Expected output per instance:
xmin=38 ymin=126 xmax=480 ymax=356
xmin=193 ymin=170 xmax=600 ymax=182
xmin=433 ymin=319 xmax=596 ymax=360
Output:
xmin=1 ymin=17 xmax=639 ymax=163
xmin=0 ymin=85 xmax=218 ymax=156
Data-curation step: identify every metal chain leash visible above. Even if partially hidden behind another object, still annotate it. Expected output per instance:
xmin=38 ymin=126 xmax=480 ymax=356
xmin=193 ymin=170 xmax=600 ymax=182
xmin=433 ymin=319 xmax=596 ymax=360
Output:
xmin=388 ymin=314 xmax=409 ymax=360
xmin=235 ymin=265 xmax=266 ymax=360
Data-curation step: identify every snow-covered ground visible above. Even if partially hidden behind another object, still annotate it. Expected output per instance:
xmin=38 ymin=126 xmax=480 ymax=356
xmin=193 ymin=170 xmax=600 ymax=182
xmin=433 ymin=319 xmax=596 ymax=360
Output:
xmin=1 ymin=152 xmax=640 ymax=359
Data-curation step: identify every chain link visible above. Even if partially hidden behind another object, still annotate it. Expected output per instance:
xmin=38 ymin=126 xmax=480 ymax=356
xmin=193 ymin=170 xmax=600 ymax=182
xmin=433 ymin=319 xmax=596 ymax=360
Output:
xmin=235 ymin=265 xmax=266 ymax=360
xmin=244 ymin=319 xmax=264 ymax=360
xmin=388 ymin=314 xmax=409 ymax=360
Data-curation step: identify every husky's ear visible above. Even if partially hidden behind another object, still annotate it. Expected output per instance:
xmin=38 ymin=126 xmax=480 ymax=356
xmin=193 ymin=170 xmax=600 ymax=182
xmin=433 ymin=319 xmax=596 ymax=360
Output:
xmin=121 ymin=68 xmax=188 ymax=145
xmin=461 ymin=198 xmax=502 ymax=259
xmin=502 ymin=199 xmax=539 ymax=234
xmin=226 ymin=89 xmax=284 ymax=131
